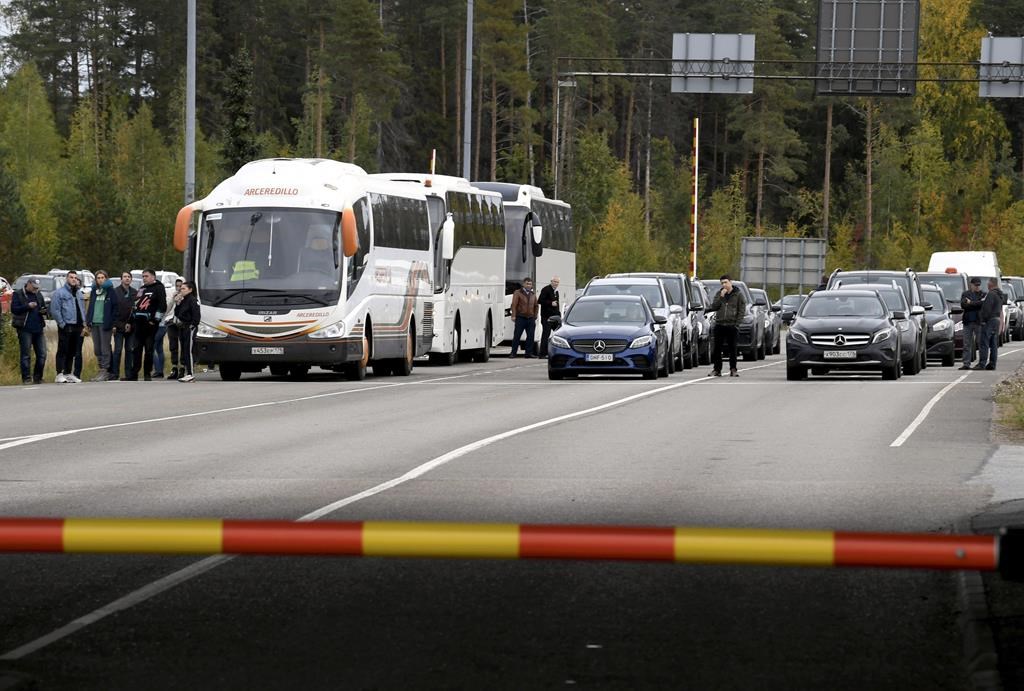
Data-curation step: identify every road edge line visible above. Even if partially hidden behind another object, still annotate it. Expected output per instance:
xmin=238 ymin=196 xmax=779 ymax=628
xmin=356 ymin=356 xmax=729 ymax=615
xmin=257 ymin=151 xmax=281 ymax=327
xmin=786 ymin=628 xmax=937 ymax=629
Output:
xmin=890 ymin=374 xmax=969 ymax=447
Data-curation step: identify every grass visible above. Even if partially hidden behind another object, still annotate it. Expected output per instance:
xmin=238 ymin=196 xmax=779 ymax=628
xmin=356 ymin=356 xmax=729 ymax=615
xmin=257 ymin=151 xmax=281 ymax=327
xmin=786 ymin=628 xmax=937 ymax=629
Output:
xmin=0 ymin=316 xmax=103 ymax=386
xmin=994 ymin=370 xmax=1024 ymax=432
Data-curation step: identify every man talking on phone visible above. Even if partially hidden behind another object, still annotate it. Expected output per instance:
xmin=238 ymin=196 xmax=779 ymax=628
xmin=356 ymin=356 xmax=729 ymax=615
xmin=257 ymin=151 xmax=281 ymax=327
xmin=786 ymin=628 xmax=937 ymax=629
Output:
xmin=707 ymin=274 xmax=746 ymax=377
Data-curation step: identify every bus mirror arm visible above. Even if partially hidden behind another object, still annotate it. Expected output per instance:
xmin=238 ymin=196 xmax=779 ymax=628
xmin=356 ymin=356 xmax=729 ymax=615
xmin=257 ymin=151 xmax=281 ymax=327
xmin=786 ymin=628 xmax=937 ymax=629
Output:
xmin=441 ymin=214 xmax=455 ymax=261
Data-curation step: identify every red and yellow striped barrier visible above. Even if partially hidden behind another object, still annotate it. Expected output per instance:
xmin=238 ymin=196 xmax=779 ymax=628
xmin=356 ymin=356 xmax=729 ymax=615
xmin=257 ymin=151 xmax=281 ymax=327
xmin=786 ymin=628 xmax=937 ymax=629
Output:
xmin=0 ymin=518 xmax=1012 ymax=573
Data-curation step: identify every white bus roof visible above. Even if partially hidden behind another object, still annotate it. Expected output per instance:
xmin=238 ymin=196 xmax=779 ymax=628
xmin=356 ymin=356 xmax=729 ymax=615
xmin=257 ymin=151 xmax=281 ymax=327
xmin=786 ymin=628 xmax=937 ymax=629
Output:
xmin=371 ymin=173 xmax=503 ymax=198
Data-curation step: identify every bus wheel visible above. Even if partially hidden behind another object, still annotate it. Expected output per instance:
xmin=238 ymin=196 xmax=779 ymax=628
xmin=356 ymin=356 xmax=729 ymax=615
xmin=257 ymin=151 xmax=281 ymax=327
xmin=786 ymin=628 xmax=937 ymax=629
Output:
xmin=269 ymin=364 xmax=289 ymax=377
xmin=287 ymin=365 xmax=309 ymax=381
xmin=373 ymin=360 xmax=393 ymax=376
xmin=219 ymin=364 xmax=242 ymax=381
xmin=391 ymin=327 xmax=415 ymax=377
xmin=431 ymin=324 xmax=459 ymax=366
xmin=344 ymin=361 xmax=366 ymax=381
xmin=472 ymin=319 xmax=492 ymax=363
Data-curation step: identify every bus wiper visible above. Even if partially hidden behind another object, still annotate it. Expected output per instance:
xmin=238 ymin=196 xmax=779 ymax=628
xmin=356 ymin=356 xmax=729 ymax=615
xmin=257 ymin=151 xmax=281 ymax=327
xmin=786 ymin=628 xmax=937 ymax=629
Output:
xmin=255 ymin=292 xmax=331 ymax=306
xmin=210 ymin=288 xmax=277 ymax=307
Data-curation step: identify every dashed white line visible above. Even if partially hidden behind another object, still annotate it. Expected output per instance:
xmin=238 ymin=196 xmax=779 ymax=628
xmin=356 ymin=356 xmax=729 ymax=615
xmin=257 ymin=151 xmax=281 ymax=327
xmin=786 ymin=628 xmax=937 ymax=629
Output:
xmin=890 ymin=374 xmax=970 ymax=447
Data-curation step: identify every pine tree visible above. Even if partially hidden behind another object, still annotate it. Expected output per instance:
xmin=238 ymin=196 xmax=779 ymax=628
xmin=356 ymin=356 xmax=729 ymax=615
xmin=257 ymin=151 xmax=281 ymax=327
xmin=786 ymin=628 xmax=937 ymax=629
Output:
xmin=222 ymin=47 xmax=259 ymax=174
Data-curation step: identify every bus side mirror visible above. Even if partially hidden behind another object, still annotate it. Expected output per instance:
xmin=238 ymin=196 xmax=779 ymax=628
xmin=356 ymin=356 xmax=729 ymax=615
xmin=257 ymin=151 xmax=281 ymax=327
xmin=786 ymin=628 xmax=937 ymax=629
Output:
xmin=531 ymin=223 xmax=543 ymax=258
xmin=174 ymin=205 xmax=195 ymax=252
xmin=441 ymin=214 xmax=455 ymax=261
xmin=341 ymin=207 xmax=358 ymax=258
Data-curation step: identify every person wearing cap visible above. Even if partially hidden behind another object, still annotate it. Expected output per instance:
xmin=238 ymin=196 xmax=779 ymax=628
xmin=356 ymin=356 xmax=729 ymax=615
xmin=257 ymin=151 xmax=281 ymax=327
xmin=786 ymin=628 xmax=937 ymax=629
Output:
xmin=11 ymin=277 xmax=47 ymax=384
xmin=959 ymin=277 xmax=985 ymax=370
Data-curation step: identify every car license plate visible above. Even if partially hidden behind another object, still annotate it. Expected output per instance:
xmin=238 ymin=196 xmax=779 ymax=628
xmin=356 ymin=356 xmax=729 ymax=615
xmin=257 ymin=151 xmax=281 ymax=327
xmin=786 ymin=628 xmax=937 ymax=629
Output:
xmin=252 ymin=347 xmax=284 ymax=355
xmin=586 ymin=353 xmax=614 ymax=362
xmin=823 ymin=350 xmax=856 ymax=360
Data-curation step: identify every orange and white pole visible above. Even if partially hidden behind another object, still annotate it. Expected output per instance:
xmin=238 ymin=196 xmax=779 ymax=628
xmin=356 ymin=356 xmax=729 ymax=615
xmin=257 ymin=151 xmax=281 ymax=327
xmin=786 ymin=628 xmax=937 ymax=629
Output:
xmin=690 ymin=117 xmax=700 ymax=277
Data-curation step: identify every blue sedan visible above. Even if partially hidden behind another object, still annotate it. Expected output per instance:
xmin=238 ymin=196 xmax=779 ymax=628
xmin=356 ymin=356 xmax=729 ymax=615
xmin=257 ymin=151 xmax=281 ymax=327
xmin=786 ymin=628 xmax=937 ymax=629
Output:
xmin=547 ymin=295 xmax=670 ymax=380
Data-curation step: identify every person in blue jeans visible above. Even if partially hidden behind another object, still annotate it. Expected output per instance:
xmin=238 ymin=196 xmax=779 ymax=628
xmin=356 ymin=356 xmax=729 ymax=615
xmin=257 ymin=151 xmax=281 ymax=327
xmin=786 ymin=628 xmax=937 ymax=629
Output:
xmin=977 ymin=278 xmax=1004 ymax=371
xmin=959 ymin=277 xmax=985 ymax=369
xmin=11 ymin=278 xmax=47 ymax=384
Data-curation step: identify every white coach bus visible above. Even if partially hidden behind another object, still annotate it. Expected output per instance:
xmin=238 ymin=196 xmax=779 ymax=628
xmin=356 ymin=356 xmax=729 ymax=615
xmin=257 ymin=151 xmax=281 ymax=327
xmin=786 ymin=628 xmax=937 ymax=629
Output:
xmin=374 ymin=174 xmax=506 ymax=364
xmin=173 ymin=158 xmax=451 ymax=381
xmin=473 ymin=183 xmax=575 ymax=343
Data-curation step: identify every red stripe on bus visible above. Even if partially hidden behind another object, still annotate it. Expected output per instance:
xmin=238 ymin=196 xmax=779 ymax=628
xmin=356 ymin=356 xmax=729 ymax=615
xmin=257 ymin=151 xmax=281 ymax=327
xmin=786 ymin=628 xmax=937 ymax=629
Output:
xmin=520 ymin=525 xmax=675 ymax=561
xmin=222 ymin=521 xmax=363 ymax=555
xmin=834 ymin=532 xmax=997 ymax=570
xmin=0 ymin=518 xmax=64 ymax=552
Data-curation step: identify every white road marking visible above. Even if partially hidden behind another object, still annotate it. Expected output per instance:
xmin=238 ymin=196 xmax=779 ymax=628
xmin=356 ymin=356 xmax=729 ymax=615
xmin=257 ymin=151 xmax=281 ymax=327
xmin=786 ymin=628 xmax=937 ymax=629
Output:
xmin=889 ymin=374 xmax=970 ymax=447
xmin=0 ymin=359 xmax=781 ymax=661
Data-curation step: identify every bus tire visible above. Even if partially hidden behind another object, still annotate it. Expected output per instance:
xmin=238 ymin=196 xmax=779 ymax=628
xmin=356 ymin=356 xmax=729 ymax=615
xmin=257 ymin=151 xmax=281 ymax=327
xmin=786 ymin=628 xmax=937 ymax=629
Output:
xmin=432 ymin=323 xmax=459 ymax=366
xmin=392 ymin=326 xmax=415 ymax=377
xmin=219 ymin=364 xmax=242 ymax=381
xmin=472 ymin=318 xmax=492 ymax=363
xmin=287 ymin=365 xmax=309 ymax=381
xmin=269 ymin=364 xmax=289 ymax=377
xmin=373 ymin=360 xmax=393 ymax=377
xmin=345 ymin=335 xmax=369 ymax=380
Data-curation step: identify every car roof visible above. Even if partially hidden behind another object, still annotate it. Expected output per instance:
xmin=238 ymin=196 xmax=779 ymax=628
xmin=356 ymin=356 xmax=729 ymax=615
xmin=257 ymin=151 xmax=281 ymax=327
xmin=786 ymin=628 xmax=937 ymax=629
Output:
xmin=811 ymin=289 xmax=880 ymax=298
xmin=589 ymin=277 xmax=660 ymax=285
xmin=839 ymin=282 xmax=900 ymax=291
xmin=607 ymin=272 xmax=684 ymax=279
xmin=575 ymin=294 xmax=647 ymax=303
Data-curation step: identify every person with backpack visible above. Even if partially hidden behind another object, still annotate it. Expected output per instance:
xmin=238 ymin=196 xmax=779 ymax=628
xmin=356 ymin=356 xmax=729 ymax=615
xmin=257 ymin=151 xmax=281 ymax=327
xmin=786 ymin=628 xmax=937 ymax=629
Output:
xmin=174 ymin=281 xmax=201 ymax=382
xmin=11 ymin=277 xmax=47 ymax=384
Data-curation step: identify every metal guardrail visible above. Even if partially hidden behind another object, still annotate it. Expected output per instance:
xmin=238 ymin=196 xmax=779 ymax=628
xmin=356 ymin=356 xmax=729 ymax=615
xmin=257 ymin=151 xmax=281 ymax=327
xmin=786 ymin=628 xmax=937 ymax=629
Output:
xmin=2 ymin=519 xmax=1021 ymax=576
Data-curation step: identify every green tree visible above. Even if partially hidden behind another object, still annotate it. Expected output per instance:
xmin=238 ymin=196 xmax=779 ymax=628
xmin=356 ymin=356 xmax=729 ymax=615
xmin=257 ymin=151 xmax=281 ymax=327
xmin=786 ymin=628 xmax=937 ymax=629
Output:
xmin=0 ymin=163 xmax=31 ymax=277
xmin=222 ymin=47 xmax=259 ymax=173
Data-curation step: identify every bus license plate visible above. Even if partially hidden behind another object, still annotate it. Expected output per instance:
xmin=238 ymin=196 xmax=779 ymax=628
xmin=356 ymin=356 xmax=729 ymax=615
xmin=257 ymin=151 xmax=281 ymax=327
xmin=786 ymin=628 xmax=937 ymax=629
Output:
xmin=252 ymin=347 xmax=284 ymax=355
xmin=586 ymin=353 xmax=614 ymax=362
xmin=823 ymin=350 xmax=856 ymax=360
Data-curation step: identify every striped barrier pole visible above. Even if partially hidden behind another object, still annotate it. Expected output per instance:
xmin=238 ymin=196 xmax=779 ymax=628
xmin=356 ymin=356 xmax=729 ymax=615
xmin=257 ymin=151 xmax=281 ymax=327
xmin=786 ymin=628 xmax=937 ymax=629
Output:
xmin=0 ymin=519 xmax=1020 ymax=576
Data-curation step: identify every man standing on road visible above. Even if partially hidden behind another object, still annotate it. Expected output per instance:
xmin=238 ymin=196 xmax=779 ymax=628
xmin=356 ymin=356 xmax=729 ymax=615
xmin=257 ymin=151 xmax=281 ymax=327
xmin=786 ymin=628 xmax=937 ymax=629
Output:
xmin=51 ymin=270 xmax=86 ymax=384
xmin=128 ymin=268 xmax=167 ymax=381
xmin=537 ymin=276 xmax=560 ymax=358
xmin=959 ymin=277 xmax=985 ymax=370
xmin=164 ymin=278 xmax=185 ymax=379
xmin=509 ymin=277 xmax=539 ymax=358
xmin=11 ymin=277 xmax=47 ymax=384
xmin=707 ymin=274 xmax=746 ymax=378
xmin=110 ymin=272 xmax=135 ymax=380
xmin=84 ymin=270 xmax=119 ymax=381
xmin=977 ymin=277 xmax=1004 ymax=371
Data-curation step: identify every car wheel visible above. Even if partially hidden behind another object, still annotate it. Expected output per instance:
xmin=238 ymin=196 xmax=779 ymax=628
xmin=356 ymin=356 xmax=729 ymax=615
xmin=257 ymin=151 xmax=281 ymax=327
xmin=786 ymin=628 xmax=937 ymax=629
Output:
xmin=920 ymin=346 xmax=927 ymax=370
xmin=786 ymin=365 xmax=806 ymax=381
xmin=942 ymin=352 xmax=955 ymax=367
xmin=757 ymin=335 xmax=766 ymax=360
xmin=903 ymin=354 xmax=920 ymax=376
xmin=699 ymin=340 xmax=711 ymax=365
xmin=666 ymin=342 xmax=675 ymax=375
xmin=675 ymin=340 xmax=685 ymax=370
xmin=548 ymin=369 xmax=563 ymax=380
xmin=743 ymin=349 xmax=756 ymax=362
xmin=773 ymin=333 xmax=782 ymax=355
xmin=658 ymin=347 xmax=669 ymax=377
xmin=882 ymin=362 xmax=899 ymax=380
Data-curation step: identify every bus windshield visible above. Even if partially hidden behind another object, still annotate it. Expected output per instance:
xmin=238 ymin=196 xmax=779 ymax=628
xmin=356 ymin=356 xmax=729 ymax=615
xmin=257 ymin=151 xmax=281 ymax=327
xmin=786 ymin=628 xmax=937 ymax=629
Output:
xmin=199 ymin=208 xmax=342 ymax=307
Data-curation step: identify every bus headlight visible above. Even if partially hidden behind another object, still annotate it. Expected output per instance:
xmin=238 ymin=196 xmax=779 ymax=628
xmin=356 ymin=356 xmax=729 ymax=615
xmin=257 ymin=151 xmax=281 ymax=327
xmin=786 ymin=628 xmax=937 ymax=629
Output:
xmin=309 ymin=321 xmax=346 ymax=339
xmin=197 ymin=322 xmax=227 ymax=339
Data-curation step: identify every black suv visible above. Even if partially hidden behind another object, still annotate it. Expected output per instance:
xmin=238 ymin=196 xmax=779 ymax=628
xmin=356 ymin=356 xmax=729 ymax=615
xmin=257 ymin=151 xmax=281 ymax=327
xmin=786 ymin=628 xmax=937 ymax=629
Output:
xmin=918 ymin=272 xmax=968 ymax=356
xmin=786 ymin=290 xmax=903 ymax=380
xmin=827 ymin=268 xmax=927 ymax=374
xmin=699 ymin=278 xmax=766 ymax=361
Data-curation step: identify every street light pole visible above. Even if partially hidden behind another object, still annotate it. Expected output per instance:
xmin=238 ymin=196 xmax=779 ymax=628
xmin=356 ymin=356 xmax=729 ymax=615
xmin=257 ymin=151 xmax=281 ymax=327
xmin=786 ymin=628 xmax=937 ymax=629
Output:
xmin=184 ymin=0 xmax=196 ymax=204
xmin=462 ymin=0 xmax=473 ymax=179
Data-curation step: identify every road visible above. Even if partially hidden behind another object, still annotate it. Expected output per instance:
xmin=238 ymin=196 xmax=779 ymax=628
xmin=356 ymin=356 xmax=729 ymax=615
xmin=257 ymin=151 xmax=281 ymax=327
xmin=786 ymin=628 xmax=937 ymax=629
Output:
xmin=1 ymin=345 xmax=1021 ymax=689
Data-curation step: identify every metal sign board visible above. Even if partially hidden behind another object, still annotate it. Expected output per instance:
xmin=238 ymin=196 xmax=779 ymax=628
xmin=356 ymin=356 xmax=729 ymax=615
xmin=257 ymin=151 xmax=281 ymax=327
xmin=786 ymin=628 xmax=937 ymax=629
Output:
xmin=816 ymin=0 xmax=920 ymax=96
xmin=671 ymin=33 xmax=755 ymax=95
xmin=979 ymin=37 xmax=1024 ymax=98
xmin=740 ymin=237 xmax=827 ymax=292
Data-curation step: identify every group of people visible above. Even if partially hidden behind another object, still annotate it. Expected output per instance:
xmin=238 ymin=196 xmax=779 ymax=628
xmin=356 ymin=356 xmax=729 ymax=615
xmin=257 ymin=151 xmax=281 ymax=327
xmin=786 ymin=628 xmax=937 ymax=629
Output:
xmin=508 ymin=276 xmax=561 ymax=359
xmin=960 ymin=276 xmax=1005 ymax=371
xmin=11 ymin=269 xmax=202 ymax=385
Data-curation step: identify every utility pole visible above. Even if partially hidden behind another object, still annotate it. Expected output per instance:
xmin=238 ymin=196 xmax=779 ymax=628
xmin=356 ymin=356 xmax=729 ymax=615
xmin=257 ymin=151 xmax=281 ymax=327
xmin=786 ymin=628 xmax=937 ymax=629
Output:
xmin=462 ymin=1 xmax=474 ymax=179
xmin=184 ymin=0 xmax=196 ymax=204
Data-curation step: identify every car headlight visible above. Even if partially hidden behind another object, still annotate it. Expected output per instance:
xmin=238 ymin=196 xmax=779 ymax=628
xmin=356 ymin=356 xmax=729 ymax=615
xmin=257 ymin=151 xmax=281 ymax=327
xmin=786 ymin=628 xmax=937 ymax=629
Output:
xmin=788 ymin=328 xmax=808 ymax=344
xmin=197 ymin=322 xmax=227 ymax=339
xmin=309 ymin=321 xmax=346 ymax=339
xmin=872 ymin=327 xmax=895 ymax=343
xmin=930 ymin=319 xmax=952 ymax=332
xmin=897 ymin=320 xmax=911 ymax=332
xmin=954 ymin=321 xmax=963 ymax=332
xmin=550 ymin=334 xmax=570 ymax=349
xmin=630 ymin=334 xmax=653 ymax=348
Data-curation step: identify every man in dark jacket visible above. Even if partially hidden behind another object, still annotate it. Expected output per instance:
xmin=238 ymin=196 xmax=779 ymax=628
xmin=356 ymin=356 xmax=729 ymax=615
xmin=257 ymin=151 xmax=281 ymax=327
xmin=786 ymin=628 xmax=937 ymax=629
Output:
xmin=175 ymin=281 xmax=202 ymax=382
xmin=537 ymin=276 xmax=560 ymax=358
xmin=959 ymin=277 xmax=985 ymax=369
xmin=11 ymin=277 xmax=47 ymax=384
xmin=84 ymin=271 xmax=119 ymax=381
xmin=707 ymin=274 xmax=746 ymax=377
xmin=51 ymin=270 xmax=86 ymax=384
xmin=510 ymin=277 xmax=539 ymax=358
xmin=110 ymin=271 xmax=135 ymax=380
xmin=977 ymin=278 xmax=1004 ymax=370
xmin=127 ymin=268 xmax=167 ymax=381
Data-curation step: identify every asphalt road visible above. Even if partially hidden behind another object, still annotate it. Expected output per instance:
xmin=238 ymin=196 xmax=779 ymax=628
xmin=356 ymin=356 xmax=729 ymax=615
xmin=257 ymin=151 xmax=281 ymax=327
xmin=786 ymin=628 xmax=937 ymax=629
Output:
xmin=1 ymin=344 xmax=1022 ymax=689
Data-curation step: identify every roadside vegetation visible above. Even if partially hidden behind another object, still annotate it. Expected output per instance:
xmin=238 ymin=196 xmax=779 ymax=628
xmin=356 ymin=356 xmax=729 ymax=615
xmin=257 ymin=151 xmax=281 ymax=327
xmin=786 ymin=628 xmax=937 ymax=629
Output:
xmin=995 ymin=370 xmax=1024 ymax=432
xmin=0 ymin=315 xmax=101 ymax=386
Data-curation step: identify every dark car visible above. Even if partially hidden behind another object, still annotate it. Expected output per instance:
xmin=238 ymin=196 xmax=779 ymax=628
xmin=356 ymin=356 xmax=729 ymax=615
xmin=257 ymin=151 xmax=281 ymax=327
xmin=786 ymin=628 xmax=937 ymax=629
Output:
xmin=921 ymin=284 xmax=956 ymax=366
xmin=1005 ymin=276 xmax=1024 ymax=341
xmin=547 ymin=295 xmax=669 ymax=380
xmin=1002 ymin=282 xmax=1021 ymax=342
xmin=918 ymin=272 xmax=968 ymax=355
xmin=689 ymin=279 xmax=713 ymax=364
xmin=827 ymin=269 xmax=927 ymax=374
xmin=606 ymin=272 xmax=700 ymax=369
xmin=750 ymin=288 xmax=782 ymax=355
xmin=699 ymin=278 xmax=766 ymax=361
xmin=786 ymin=290 xmax=903 ymax=380
xmin=12 ymin=274 xmax=63 ymax=317
xmin=835 ymin=283 xmax=922 ymax=376
xmin=776 ymin=294 xmax=806 ymax=325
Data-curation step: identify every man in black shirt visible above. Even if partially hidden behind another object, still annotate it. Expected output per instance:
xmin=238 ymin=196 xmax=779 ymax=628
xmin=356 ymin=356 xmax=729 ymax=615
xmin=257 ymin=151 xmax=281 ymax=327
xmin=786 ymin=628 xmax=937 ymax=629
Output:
xmin=537 ymin=276 xmax=560 ymax=358
xmin=976 ymin=278 xmax=1004 ymax=370
xmin=128 ymin=269 xmax=167 ymax=381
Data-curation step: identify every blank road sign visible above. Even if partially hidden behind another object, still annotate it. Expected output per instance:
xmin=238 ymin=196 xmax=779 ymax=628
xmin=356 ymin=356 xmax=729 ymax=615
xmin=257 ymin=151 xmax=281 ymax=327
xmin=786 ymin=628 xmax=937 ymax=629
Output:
xmin=816 ymin=0 xmax=920 ymax=96
xmin=671 ymin=33 xmax=755 ymax=95
xmin=979 ymin=37 xmax=1024 ymax=98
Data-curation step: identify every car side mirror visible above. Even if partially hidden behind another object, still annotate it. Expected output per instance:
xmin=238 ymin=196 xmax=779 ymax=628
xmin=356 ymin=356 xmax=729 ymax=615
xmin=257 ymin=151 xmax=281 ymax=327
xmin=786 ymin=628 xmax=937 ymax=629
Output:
xmin=923 ymin=302 xmax=933 ymax=311
xmin=891 ymin=311 xmax=907 ymax=320
xmin=950 ymin=305 xmax=964 ymax=315
xmin=770 ymin=304 xmax=781 ymax=312
xmin=781 ymin=310 xmax=794 ymax=321
xmin=654 ymin=315 xmax=668 ymax=325
xmin=669 ymin=304 xmax=683 ymax=315
xmin=689 ymin=305 xmax=701 ymax=312
xmin=910 ymin=305 xmax=926 ymax=316
xmin=546 ymin=315 xmax=561 ymax=327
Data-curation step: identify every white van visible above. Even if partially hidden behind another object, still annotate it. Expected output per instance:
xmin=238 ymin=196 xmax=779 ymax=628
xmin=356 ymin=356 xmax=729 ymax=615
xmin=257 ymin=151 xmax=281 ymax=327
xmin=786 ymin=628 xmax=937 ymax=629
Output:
xmin=927 ymin=251 xmax=1001 ymax=282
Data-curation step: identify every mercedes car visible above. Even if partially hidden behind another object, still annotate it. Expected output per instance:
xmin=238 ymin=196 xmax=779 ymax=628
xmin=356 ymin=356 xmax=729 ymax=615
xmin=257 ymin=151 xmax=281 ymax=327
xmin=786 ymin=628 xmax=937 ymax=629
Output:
xmin=786 ymin=289 xmax=903 ymax=381
xmin=547 ymin=295 xmax=669 ymax=380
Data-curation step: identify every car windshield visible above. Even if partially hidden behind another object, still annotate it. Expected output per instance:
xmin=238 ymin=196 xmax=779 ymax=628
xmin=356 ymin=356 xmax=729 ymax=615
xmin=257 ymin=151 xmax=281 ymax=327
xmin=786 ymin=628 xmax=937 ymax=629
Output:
xmin=199 ymin=208 xmax=342 ymax=306
xmin=661 ymin=278 xmax=684 ymax=306
xmin=585 ymin=282 xmax=664 ymax=308
xmin=923 ymin=289 xmax=946 ymax=310
xmin=1003 ymin=284 xmax=1017 ymax=301
xmin=801 ymin=295 xmax=885 ymax=318
xmin=751 ymin=290 xmax=768 ymax=306
xmin=782 ymin=295 xmax=804 ymax=308
xmin=870 ymin=289 xmax=908 ymax=312
xmin=837 ymin=273 xmax=911 ymax=303
xmin=920 ymin=274 xmax=966 ymax=302
xmin=566 ymin=299 xmax=648 ymax=325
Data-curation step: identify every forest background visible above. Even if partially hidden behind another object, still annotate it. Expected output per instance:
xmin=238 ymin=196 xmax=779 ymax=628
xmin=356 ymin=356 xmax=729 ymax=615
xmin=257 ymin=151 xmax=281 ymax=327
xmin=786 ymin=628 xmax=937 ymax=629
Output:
xmin=0 ymin=0 xmax=1021 ymax=289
